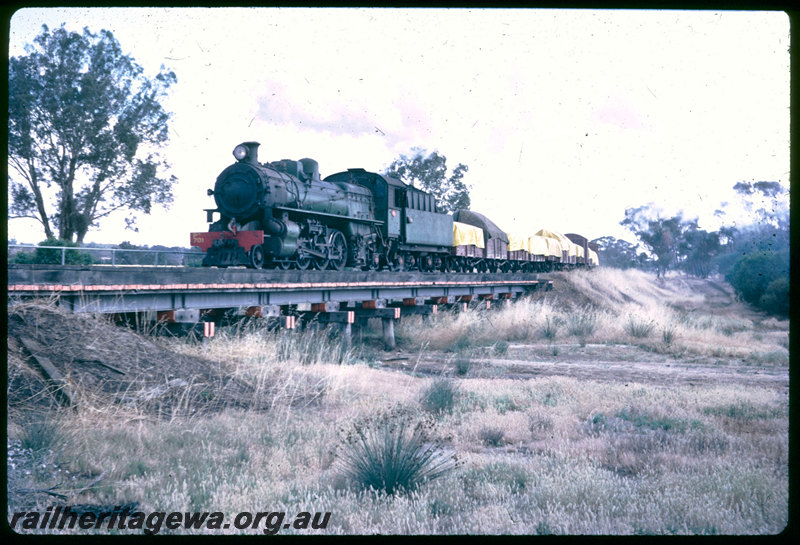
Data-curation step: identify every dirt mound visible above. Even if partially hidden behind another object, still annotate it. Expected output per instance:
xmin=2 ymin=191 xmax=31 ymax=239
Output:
xmin=544 ymin=269 xmax=730 ymax=313
xmin=7 ymin=303 xmax=261 ymax=419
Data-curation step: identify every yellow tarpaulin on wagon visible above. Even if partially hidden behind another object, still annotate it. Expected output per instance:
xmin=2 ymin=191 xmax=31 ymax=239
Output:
xmin=527 ymin=235 xmax=551 ymax=256
xmin=535 ymin=229 xmax=570 ymax=246
xmin=453 ymin=221 xmax=485 ymax=248
xmin=588 ymin=249 xmax=599 ymax=266
xmin=535 ymin=229 xmax=575 ymax=257
xmin=545 ymin=237 xmax=563 ymax=257
xmin=507 ymin=232 xmax=528 ymax=252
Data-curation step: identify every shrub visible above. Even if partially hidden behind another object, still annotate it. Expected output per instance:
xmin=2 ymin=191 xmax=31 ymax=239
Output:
xmin=493 ymin=340 xmax=509 ymax=355
xmin=528 ymin=413 xmax=554 ymax=437
xmin=703 ymin=401 xmax=782 ymax=421
xmin=478 ymin=426 xmax=506 ymax=447
xmin=115 ymin=241 xmax=156 ymax=265
xmin=616 ymin=407 xmax=690 ymax=433
xmin=493 ymin=394 xmax=522 ymax=414
xmin=448 ymin=333 xmax=474 ymax=353
xmin=454 ymin=356 xmax=472 ymax=376
xmin=13 ymin=238 xmax=94 ymax=265
xmin=421 ymin=378 xmax=458 ymax=415
xmin=726 ymin=250 xmax=789 ymax=309
xmin=477 ymin=461 xmax=529 ymax=491
xmin=759 ymin=277 xmax=789 ymax=318
xmin=337 ymin=411 xmax=456 ymax=495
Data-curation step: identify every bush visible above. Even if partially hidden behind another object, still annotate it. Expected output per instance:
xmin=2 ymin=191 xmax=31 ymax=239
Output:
xmin=478 ymin=426 xmax=506 ymax=447
xmin=726 ymin=250 xmax=788 ymax=309
xmin=13 ymin=238 xmax=94 ymax=265
xmin=448 ymin=333 xmax=474 ymax=353
xmin=759 ymin=277 xmax=789 ymax=318
xmin=337 ymin=411 xmax=456 ymax=495
xmin=616 ymin=406 xmax=691 ymax=433
xmin=454 ymin=356 xmax=472 ymax=376
xmin=115 ymin=241 xmax=156 ymax=265
xmin=493 ymin=340 xmax=509 ymax=355
xmin=421 ymin=378 xmax=458 ymax=415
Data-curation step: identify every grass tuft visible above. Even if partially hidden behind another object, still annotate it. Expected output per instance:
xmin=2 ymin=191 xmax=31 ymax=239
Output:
xmin=661 ymin=326 xmax=677 ymax=345
xmin=567 ymin=308 xmax=598 ymax=338
xmin=541 ymin=316 xmax=561 ymax=341
xmin=625 ymin=316 xmax=656 ymax=338
xmin=478 ymin=426 xmax=506 ymax=447
xmin=421 ymin=378 xmax=458 ymax=415
xmin=493 ymin=340 xmax=509 ymax=355
xmin=703 ymin=401 xmax=782 ymax=421
xmin=454 ymin=355 xmax=472 ymax=376
xmin=20 ymin=418 xmax=63 ymax=452
xmin=337 ymin=409 xmax=456 ymax=495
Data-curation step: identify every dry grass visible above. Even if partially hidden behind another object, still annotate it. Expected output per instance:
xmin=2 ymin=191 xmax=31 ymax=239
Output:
xmin=7 ymin=269 xmax=788 ymax=534
xmin=11 ymin=370 xmax=784 ymax=534
xmin=395 ymin=268 xmax=789 ymax=364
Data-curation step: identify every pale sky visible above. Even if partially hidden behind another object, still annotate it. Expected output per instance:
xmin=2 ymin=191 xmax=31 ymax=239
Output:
xmin=7 ymin=8 xmax=790 ymax=247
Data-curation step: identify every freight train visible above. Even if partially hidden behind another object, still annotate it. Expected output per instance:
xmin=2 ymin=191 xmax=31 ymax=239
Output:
xmin=190 ymin=142 xmax=599 ymax=272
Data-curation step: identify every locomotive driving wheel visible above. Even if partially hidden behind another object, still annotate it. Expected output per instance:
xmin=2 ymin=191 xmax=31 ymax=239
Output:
xmin=311 ymin=234 xmax=329 ymax=270
xmin=312 ymin=255 xmax=328 ymax=270
xmin=249 ymin=245 xmax=265 ymax=269
xmin=327 ymin=230 xmax=347 ymax=271
xmin=296 ymin=253 xmax=312 ymax=270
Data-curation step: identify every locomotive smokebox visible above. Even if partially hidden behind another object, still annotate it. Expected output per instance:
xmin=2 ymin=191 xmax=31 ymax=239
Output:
xmin=215 ymin=143 xmax=267 ymax=220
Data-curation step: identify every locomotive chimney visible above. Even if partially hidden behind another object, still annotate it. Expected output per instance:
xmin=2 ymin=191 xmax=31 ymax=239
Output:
xmin=243 ymin=142 xmax=260 ymax=164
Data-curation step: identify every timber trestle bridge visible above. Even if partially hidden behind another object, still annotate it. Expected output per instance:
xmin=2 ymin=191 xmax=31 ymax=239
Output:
xmin=8 ymin=264 xmax=551 ymax=349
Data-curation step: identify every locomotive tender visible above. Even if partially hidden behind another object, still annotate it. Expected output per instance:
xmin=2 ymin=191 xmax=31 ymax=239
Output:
xmin=190 ymin=142 xmax=598 ymax=272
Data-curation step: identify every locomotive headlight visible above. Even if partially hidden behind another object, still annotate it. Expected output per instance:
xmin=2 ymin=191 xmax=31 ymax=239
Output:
xmin=233 ymin=144 xmax=248 ymax=161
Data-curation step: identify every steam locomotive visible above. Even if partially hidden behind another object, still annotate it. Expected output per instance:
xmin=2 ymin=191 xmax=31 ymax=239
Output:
xmin=190 ymin=142 xmax=598 ymax=272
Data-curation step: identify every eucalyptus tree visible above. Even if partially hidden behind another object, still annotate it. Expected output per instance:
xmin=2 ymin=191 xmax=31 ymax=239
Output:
xmin=384 ymin=148 xmax=470 ymax=213
xmin=9 ymin=24 xmax=177 ymax=242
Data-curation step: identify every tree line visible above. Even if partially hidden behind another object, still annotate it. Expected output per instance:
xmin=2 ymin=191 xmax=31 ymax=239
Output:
xmin=591 ymin=181 xmax=789 ymax=318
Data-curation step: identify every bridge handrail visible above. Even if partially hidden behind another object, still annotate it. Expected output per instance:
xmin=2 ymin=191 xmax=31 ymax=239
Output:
xmin=7 ymin=244 xmax=204 ymax=267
